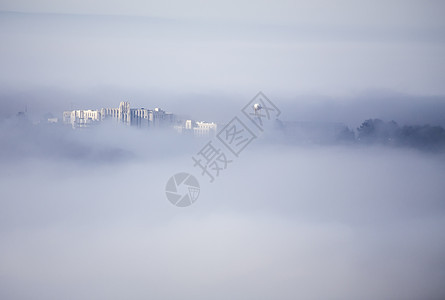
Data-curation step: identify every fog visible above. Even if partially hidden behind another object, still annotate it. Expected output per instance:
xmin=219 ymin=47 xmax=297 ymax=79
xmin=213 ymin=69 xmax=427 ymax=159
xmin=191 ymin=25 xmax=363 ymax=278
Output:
xmin=1 ymin=1 xmax=445 ymax=299
xmin=1 ymin=114 xmax=445 ymax=299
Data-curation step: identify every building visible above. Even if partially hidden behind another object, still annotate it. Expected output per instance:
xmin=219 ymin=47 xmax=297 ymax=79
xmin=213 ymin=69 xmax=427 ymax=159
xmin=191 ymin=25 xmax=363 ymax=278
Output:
xmin=100 ymin=107 xmax=119 ymax=120
xmin=47 ymin=117 xmax=58 ymax=124
xmin=129 ymin=108 xmax=150 ymax=127
xmin=63 ymin=101 xmax=175 ymax=129
xmin=174 ymin=120 xmax=217 ymax=137
xmin=63 ymin=109 xmax=101 ymax=128
xmin=150 ymin=108 xmax=175 ymax=127
xmin=194 ymin=121 xmax=217 ymax=137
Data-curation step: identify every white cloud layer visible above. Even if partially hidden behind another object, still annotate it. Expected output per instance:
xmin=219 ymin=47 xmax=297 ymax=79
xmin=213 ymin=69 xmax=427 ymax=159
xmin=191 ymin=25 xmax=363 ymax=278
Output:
xmin=1 ymin=127 xmax=444 ymax=299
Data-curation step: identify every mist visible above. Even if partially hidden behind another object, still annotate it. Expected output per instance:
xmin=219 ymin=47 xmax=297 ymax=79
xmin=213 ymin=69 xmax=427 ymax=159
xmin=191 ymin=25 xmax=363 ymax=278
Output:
xmin=1 ymin=112 xmax=445 ymax=299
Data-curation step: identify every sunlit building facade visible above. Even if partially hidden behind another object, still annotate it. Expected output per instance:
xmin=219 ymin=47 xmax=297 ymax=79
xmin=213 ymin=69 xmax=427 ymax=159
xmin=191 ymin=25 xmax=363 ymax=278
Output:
xmin=63 ymin=101 xmax=175 ymax=129
xmin=174 ymin=120 xmax=217 ymax=137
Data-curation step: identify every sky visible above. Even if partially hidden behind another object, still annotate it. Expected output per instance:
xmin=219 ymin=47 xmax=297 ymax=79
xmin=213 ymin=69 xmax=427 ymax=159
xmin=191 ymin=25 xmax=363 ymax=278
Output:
xmin=1 ymin=0 xmax=445 ymax=101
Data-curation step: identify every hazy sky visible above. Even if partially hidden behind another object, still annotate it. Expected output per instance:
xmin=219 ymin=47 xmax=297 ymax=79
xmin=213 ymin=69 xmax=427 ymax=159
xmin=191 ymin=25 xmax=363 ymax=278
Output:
xmin=2 ymin=0 xmax=444 ymax=27
xmin=1 ymin=0 xmax=444 ymax=98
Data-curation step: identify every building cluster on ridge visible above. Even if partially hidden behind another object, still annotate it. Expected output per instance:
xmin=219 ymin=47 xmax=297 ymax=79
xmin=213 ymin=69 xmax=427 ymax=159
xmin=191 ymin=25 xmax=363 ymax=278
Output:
xmin=62 ymin=101 xmax=217 ymax=137
xmin=63 ymin=101 xmax=174 ymax=128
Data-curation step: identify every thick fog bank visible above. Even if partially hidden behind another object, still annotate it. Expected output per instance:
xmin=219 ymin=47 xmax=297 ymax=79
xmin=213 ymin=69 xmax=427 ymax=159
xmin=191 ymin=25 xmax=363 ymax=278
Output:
xmin=1 ymin=140 xmax=444 ymax=300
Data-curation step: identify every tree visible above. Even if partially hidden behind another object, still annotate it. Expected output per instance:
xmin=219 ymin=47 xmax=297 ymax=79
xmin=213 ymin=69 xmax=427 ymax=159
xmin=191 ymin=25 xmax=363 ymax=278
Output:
xmin=357 ymin=119 xmax=399 ymax=144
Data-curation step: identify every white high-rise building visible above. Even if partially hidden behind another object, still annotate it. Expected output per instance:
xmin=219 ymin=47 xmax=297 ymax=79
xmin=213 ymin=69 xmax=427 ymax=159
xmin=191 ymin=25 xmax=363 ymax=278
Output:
xmin=63 ymin=109 xmax=101 ymax=128
xmin=63 ymin=101 xmax=175 ymax=129
xmin=100 ymin=107 xmax=119 ymax=120
xmin=118 ymin=101 xmax=131 ymax=124
xmin=174 ymin=120 xmax=217 ymax=137
xmin=194 ymin=121 xmax=217 ymax=137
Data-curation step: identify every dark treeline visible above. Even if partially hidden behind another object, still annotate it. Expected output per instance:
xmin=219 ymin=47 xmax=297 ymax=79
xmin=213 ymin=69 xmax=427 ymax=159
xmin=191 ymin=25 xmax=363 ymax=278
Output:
xmin=357 ymin=119 xmax=445 ymax=151
xmin=275 ymin=119 xmax=445 ymax=152
xmin=3 ymin=113 xmax=445 ymax=157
